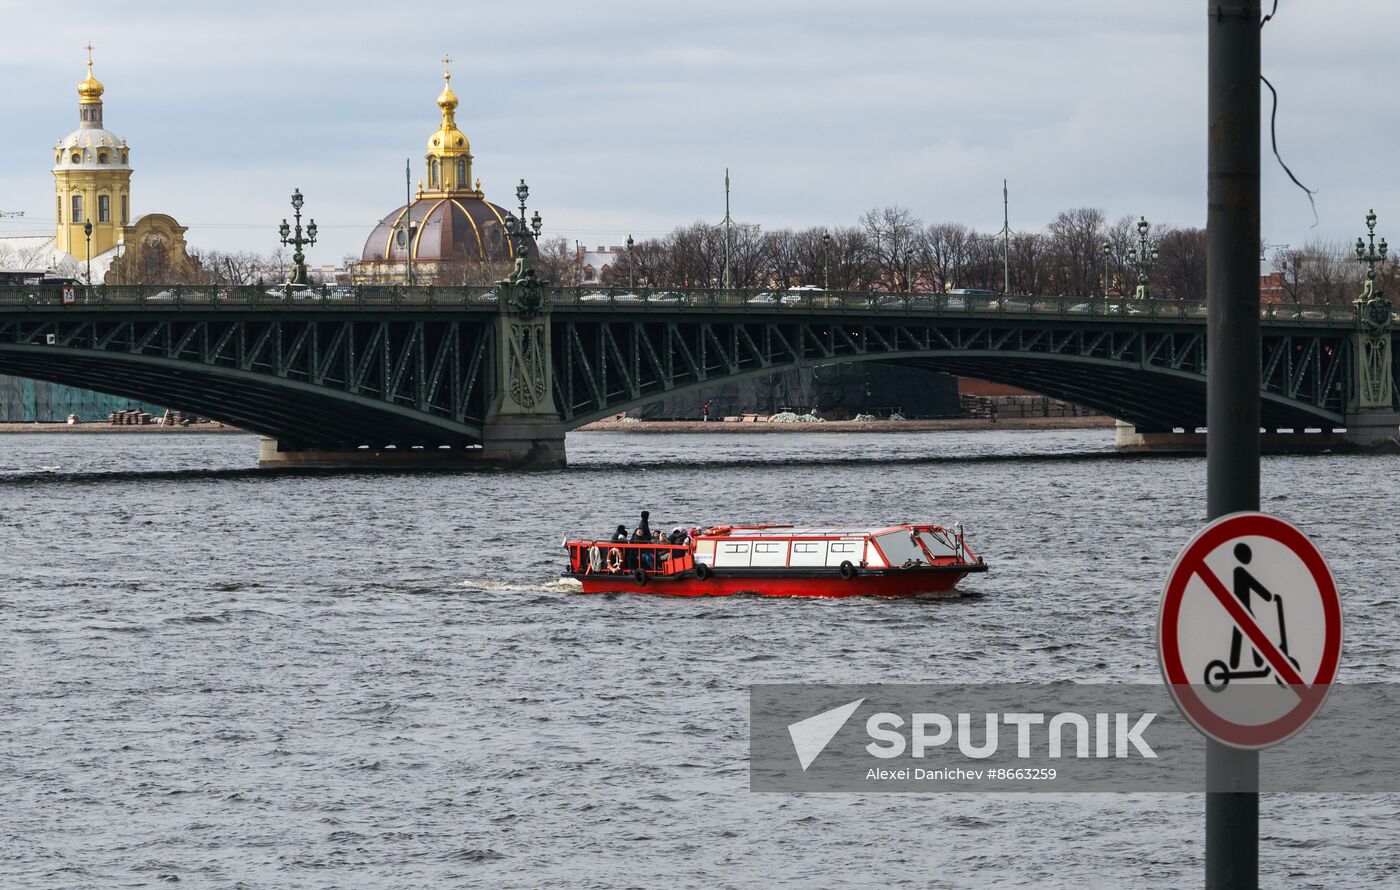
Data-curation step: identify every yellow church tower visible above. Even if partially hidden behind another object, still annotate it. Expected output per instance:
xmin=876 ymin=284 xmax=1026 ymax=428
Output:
xmin=53 ymin=47 xmax=131 ymax=258
xmin=422 ymin=55 xmax=481 ymax=197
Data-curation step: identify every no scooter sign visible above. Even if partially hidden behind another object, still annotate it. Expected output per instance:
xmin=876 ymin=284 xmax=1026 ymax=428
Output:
xmin=1158 ymin=512 xmax=1342 ymax=749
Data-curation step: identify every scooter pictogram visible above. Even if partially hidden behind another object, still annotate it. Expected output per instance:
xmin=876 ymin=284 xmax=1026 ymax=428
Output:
xmin=1203 ymin=543 xmax=1302 ymax=691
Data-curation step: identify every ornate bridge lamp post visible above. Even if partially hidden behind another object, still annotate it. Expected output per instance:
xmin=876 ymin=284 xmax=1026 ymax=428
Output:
xmin=904 ymin=245 xmax=914 ymax=293
xmin=278 ymin=188 xmax=317 ymax=286
xmin=626 ymin=234 xmax=635 ymax=290
xmin=1346 ymin=209 xmax=1398 ymax=443
xmin=1126 ymin=216 xmax=1158 ymax=304
xmin=500 ymin=178 xmax=546 ymax=315
xmin=83 ymin=219 xmax=93 ymax=287
xmin=1102 ymin=240 xmax=1111 ymax=301
xmin=1354 ymin=208 xmax=1389 ymax=311
xmin=822 ymin=230 xmax=831 ymax=291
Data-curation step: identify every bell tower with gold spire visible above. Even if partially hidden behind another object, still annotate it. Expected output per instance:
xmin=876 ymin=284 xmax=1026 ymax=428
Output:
xmin=53 ymin=45 xmax=132 ymax=258
xmin=423 ymin=55 xmax=481 ymax=197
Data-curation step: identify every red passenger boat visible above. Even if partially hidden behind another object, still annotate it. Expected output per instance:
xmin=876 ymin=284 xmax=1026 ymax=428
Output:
xmin=563 ymin=523 xmax=987 ymax=598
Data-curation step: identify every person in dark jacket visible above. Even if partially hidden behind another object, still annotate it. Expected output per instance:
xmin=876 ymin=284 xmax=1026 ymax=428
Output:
xmin=612 ymin=525 xmax=629 ymax=543
xmin=632 ymin=511 xmax=654 ymax=570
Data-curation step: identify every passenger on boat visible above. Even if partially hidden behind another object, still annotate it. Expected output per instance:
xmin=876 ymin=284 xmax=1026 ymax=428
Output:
xmin=631 ymin=521 xmax=654 ymax=569
xmin=668 ymin=527 xmax=688 ymax=545
xmin=612 ymin=524 xmax=629 ymax=543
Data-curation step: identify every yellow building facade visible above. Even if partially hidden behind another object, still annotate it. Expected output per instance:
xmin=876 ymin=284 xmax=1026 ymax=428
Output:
xmin=52 ymin=52 xmax=132 ymax=259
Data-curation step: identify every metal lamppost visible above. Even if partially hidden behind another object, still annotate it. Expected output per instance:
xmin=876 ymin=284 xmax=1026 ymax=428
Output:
xmin=822 ymin=230 xmax=831 ymax=291
xmin=1355 ymin=208 xmax=1391 ymax=328
xmin=500 ymin=178 xmax=546 ymax=317
xmin=83 ymin=219 xmax=93 ymax=287
xmin=626 ymin=234 xmax=635 ymax=290
xmin=1102 ymin=240 xmax=1111 ymax=300
xmin=1354 ymin=208 xmax=1388 ymax=283
xmin=1126 ymin=216 xmax=1158 ymax=302
xmin=278 ymin=188 xmax=317 ymax=286
xmin=904 ymin=246 xmax=914 ymax=293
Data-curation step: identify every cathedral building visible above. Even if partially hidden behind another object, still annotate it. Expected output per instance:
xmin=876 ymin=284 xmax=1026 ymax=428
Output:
xmin=0 ymin=49 xmax=199 ymax=285
xmin=353 ymin=61 xmax=524 ymax=284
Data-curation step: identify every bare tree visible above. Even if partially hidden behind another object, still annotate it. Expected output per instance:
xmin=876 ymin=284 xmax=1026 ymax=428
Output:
xmin=1046 ymin=208 xmax=1106 ymax=297
xmin=861 ymin=206 xmax=920 ymax=291
xmin=1155 ymin=227 xmax=1207 ymax=300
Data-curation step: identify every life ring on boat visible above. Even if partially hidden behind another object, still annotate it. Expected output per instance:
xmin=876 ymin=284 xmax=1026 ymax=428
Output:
xmin=694 ymin=562 xmax=711 ymax=581
xmin=839 ymin=560 xmax=858 ymax=580
xmin=607 ymin=548 xmax=623 ymax=573
xmin=633 ymin=568 xmax=648 ymax=586
xmin=587 ymin=545 xmax=603 ymax=574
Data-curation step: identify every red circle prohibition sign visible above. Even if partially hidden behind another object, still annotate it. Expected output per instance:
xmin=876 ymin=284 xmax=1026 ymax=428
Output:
xmin=1158 ymin=512 xmax=1343 ymax=749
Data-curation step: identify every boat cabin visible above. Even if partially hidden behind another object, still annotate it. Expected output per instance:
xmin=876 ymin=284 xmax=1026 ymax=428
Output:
xmin=694 ymin=525 xmax=969 ymax=570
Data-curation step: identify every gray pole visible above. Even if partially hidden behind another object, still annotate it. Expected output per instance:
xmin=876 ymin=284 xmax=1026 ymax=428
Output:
xmin=723 ymin=168 xmax=732 ymax=291
xmin=405 ymin=159 xmax=414 ymax=287
xmin=1205 ymin=3 xmax=1260 ymax=888
xmin=1002 ymin=179 xmax=1011 ymax=295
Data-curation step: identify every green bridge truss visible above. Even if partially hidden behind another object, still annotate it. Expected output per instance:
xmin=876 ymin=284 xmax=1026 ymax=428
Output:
xmin=0 ymin=285 xmax=1393 ymax=454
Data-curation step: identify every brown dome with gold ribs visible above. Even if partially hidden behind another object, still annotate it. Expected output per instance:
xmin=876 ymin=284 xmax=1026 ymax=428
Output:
xmin=356 ymin=57 xmax=536 ymax=282
xmin=361 ymin=194 xmax=517 ymax=265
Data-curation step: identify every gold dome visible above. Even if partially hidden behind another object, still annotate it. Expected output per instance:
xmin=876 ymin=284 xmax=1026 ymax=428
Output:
xmin=78 ymin=59 xmax=104 ymax=104
xmin=437 ymin=73 xmax=458 ymax=114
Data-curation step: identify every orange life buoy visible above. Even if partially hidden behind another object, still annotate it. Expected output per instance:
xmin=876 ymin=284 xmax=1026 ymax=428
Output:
xmin=607 ymin=547 xmax=623 ymax=573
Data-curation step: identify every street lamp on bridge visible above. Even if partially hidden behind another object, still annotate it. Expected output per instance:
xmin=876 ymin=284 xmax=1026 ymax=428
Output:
xmin=626 ymin=234 xmax=635 ymax=290
xmin=500 ymin=178 xmax=546 ymax=316
xmin=83 ymin=219 xmax=93 ymax=288
xmin=1355 ymin=209 xmax=1391 ymax=331
xmin=278 ymin=188 xmax=317 ymax=286
xmin=1102 ymin=240 xmax=1111 ymax=300
xmin=1126 ymin=216 xmax=1158 ymax=301
xmin=904 ymin=245 xmax=914 ymax=293
xmin=822 ymin=230 xmax=831 ymax=291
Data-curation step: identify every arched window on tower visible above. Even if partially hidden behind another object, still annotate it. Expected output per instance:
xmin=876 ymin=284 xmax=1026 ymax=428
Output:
xmin=429 ymin=158 xmax=439 ymax=189
xmin=98 ymin=152 xmax=108 ymax=164
xmin=120 ymin=194 xmax=128 ymax=225
xmin=456 ymin=159 xmax=467 ymax=188
xmin=99 ymin=195 xmax=110 ymax=223
xmin=71 ymin=194 xmax=84 ymax=224
xmin=56 ymin=196 xmax=62 ymax=225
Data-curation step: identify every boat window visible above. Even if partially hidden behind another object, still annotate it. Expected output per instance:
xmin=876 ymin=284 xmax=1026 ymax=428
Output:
xmin=830 ymin=542 xmax=857 ymax=553
xmin=754 ymin=543 xmax=781 ymax=554
xmin=793 ymin=542 xmax=819 ymax=553
xmin=722 ymin=543 xmax=749 ymax=554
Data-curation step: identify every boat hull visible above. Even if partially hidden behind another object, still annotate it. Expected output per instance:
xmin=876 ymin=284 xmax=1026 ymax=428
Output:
xmin=569 ymin=565 xmax=985 ymax=598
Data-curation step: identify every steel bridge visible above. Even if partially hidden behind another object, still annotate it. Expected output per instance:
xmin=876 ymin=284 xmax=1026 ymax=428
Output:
xmin=0 ymin=284 xmax=1394 ymax=466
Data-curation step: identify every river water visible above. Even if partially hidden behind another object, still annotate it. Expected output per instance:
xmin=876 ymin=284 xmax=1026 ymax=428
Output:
xmin=1 ymin=429 xmax=1396 ymax=888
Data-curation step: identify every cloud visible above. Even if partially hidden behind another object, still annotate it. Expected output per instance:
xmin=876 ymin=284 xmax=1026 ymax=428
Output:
xmin=1 ymin=1 xmax=1393 ymax=263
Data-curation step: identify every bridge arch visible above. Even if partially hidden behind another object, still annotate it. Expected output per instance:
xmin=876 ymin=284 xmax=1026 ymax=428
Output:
xmin=0 ymin=341 xmax=484 ymax=448
xmin=552 ymin=315 xmax=1348 ymax=432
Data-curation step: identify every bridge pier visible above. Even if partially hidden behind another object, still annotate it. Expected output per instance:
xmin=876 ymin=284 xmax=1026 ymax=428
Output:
xmin=257 ymin=419 xmax=567 ymax=471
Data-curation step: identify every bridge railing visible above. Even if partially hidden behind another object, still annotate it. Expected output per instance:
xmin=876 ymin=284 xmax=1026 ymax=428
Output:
xmin=0 ymin=283 xmax=1368 ymax=325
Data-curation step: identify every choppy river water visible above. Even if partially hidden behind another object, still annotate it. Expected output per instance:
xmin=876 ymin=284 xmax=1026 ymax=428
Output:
xmin=1 ymin=429 xmax=1396 ymax=888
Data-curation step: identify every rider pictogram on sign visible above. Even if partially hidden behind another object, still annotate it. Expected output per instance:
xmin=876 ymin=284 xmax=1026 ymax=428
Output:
xmin=1158 ymin=512 xmax=1342 ymax=749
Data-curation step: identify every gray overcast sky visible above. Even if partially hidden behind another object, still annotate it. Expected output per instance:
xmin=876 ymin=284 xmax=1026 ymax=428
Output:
xmin=0 ymin=1 xmax=1391 ymax=263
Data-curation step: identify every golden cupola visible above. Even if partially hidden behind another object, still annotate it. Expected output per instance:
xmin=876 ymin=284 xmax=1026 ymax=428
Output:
xmin=423 ymin=56 xmax=477 ymax=196
xmin=53 ymin=46 xmax=132 ymax=258
xmin=357 ymin=57 xmax=524 ymax=283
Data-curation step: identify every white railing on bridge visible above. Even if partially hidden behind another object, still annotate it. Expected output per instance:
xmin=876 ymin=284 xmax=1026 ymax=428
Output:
xmin=0 ymin=284 xmax=1369 ymax=325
